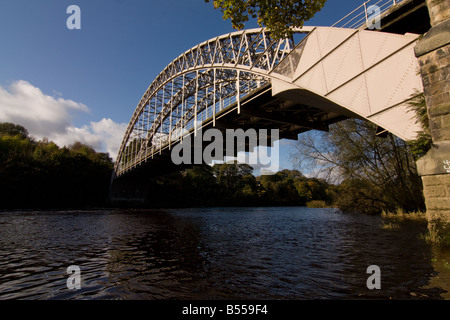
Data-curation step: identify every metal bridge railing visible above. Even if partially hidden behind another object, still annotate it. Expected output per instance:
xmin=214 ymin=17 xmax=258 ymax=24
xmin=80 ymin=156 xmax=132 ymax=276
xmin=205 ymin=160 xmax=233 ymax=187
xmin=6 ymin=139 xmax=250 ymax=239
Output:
xmin=157 ymin=80 xmax=266 ymax=149
xmin=331 ymin=0 xmax=404 ymax=29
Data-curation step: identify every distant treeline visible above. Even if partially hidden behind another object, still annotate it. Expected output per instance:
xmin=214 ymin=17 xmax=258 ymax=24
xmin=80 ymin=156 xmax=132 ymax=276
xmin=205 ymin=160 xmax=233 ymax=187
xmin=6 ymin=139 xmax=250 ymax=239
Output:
xmin=0 ymin=122 xmax=113 ymax=209
xmin=144 ymin=163 xmax=337 ymax=208
xmin=1 ymin=118 xmax=426 ymax=215
xmin=0 ymin=122 xmax=336 ymax=210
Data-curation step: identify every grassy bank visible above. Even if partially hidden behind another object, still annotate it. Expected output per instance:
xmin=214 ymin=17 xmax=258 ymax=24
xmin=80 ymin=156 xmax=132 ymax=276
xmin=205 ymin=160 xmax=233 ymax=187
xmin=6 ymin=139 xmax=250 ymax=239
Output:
xmin=381 ymin=208 xmax=427 ymax=221
xmin=380 ymin=208 xmax=427 ymax=230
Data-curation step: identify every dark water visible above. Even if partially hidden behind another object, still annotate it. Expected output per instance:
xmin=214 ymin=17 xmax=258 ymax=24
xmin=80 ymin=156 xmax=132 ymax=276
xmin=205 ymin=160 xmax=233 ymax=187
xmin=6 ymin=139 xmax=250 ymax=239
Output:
xmin=0 ymin=207 xmax=449 ymax=300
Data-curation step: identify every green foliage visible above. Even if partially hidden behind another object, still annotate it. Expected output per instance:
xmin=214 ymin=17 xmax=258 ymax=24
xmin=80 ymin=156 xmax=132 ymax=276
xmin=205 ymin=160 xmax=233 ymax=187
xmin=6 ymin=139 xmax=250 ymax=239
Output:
xmin=213 ymin=161 xmax=253 ymax=190
xmin=306 ymin=200 xmax=328 ymax=208
xmin=1 ymin=128 xmax=337 ymax=209
xmin=0 ymin=122 xmax=114 ymax=209
xmin=143 ymin=162 xmax=336 ymax=208
xmin=184 ymin=164 xmax=219 ymax=205
xmin=407 ymin=92 xmax=433 ymax=158
xmin=295 ymin=178 xmax=329 ymax=203
xmin=333 ymin=178 xmax=386 ymax=215
xmin=205 ymin=0 xmax=328 ymax=39
xmin=212 ymin=162 xmax=260 ymax=204
xmin=292 ymin=118 xmax=425 ymax=215
xmin=0 ymin=134 xmax=34 ymax=163
xmin=0 ymin=122 xmax=29 ymax=139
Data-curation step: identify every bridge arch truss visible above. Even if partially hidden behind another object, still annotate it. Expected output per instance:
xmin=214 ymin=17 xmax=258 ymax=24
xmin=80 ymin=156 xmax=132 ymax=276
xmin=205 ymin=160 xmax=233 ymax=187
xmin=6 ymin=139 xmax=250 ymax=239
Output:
xmin=115 ymin=26 xmax=423 ymax=178
xmin=115 ymin=27 xmax=314 ymax=177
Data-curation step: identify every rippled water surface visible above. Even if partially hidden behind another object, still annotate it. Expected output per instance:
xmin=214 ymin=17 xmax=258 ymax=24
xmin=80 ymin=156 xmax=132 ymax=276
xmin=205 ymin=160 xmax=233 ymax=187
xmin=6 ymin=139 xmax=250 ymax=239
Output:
xmin=0 ymin=207 xmax=449 ymax=300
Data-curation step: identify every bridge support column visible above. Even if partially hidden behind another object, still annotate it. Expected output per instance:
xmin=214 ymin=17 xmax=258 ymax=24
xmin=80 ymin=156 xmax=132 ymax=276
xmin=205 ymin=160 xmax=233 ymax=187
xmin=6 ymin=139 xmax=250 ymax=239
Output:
xmin=415 ymin=0 xmax=450 ymax=245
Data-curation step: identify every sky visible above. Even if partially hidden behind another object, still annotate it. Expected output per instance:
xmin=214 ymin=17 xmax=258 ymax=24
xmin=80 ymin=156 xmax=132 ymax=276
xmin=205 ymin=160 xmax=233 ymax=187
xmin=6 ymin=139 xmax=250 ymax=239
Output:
xmin=0 ymin=0 xmax=366 ymax=170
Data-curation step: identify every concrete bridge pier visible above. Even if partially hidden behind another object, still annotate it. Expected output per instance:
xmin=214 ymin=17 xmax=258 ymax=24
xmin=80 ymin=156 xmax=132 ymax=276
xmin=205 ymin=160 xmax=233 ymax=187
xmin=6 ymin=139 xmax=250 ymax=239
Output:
xmin=415 ymin=0 xmax=450 ymax=245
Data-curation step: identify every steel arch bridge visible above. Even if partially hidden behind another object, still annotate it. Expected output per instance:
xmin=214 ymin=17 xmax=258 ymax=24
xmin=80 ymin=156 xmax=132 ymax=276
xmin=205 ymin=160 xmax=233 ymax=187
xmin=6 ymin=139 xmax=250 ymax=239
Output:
xmin=114 ymin=26 xmax=423 ymax=179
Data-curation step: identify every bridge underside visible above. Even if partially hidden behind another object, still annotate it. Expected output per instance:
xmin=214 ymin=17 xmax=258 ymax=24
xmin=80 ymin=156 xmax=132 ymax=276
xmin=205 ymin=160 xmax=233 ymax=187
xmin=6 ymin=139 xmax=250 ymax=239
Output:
xmin=208 ymin=83 xmax=355 ymax=139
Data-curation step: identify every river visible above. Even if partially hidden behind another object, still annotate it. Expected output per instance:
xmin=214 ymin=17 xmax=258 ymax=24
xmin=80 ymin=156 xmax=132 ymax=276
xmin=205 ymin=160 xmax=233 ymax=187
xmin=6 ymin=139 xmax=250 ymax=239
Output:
xmin=0 ymin=207 xmax=449 ymax=300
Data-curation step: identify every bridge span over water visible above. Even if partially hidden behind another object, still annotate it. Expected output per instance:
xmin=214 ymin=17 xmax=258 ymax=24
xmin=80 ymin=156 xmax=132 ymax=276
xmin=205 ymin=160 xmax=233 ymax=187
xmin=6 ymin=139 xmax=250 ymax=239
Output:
xmin=113 ymin=25 xmax=423 ymax=184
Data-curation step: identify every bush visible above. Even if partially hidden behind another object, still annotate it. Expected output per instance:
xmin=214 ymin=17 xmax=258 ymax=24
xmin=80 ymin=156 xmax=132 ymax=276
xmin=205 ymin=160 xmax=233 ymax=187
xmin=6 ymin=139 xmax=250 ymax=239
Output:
xmin=306 ymin=200 xmax=328 ymax=208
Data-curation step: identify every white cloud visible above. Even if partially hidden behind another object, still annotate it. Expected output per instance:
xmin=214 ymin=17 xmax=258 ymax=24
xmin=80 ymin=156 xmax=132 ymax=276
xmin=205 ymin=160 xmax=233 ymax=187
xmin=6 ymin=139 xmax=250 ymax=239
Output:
xmin=52 ymin=119 xmax=127 ymax=160
xmin=0 ymin=80 xmax=127 ymax=160
xmin=0 ymin=80 xmax=89 ymax=138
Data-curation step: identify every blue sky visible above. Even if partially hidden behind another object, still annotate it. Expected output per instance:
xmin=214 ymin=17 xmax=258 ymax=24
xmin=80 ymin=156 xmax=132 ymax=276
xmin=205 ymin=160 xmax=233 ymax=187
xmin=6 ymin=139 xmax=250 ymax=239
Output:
xmin=0 ymin=0 xmax=364 ymax=169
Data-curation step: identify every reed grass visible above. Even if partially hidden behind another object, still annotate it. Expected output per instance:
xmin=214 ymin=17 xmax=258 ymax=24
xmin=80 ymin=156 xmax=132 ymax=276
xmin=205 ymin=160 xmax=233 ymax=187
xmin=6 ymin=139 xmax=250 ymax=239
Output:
xmin=381 ymin=208 xmax=427 ymax=221
xmin=306 ymin=200 xmax=329 ymax=208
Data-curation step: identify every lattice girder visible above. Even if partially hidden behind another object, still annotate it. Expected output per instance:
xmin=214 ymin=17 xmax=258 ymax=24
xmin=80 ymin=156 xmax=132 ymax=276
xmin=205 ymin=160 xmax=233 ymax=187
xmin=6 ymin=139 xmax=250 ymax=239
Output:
xmin=115 ymin=26 xmax=423 ymax=177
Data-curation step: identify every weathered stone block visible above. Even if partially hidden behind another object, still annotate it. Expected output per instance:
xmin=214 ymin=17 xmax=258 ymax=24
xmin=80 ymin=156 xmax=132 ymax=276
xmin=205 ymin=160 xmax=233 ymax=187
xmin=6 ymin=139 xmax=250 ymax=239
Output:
xmin=431 ymin=127 xmax=450 ymax=142
xmin=429 ymin=91 xmax=449 ymax=107
xmin=414 ymin=20 xmax=450 ymax=57
xmin=425 ymin=198 xmax=450 ymax=211
xmin=441 ymin=113 xmax=450 ymax=127
xmin=424 ymin=185 xmax=447 ymax=198
xmin=446 ymin=183 xmax=450 ymax=195
xmin=417 ymin=142 xmax=450 ymax=176
xmin=435 ymin=103 xmax=450 ymax=117
xmin=428 ymin=67 xmax=448 ymax=83
xmin=435 ymin=56 xmax=450 ymax=71
xmin=426 ymin=0 xmax=450 ymax=26
xmin=426 ymin=209 xmax=450 ymax=222
xmin=429 ymin=117 xmax=442 ymax=130
xmin=420 ymin=62 xmax=439 ymax=75
xmin=427 ymin=80 xmax=448 ymax=96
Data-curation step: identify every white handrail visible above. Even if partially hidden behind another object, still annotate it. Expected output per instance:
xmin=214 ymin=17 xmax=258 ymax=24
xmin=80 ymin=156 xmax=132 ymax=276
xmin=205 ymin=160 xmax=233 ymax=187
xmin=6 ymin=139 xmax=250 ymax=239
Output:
xmin=331 ymin=0 xmax=402 ymax=29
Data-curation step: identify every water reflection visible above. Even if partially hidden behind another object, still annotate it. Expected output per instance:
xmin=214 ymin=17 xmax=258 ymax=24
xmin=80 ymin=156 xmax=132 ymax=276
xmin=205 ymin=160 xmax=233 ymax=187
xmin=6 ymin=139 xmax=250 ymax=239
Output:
xmin=102 ymin=211 xmax=210 ymax=299
xmin=0 ymin=208 xmax=448 ymax=300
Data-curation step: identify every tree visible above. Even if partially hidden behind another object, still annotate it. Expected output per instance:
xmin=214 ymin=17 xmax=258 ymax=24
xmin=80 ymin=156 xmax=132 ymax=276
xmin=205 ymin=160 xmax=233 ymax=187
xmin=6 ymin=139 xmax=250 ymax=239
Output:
xmin=205 ymin=0 xmax=328 ymax=38
xmin=260 ymin=169 xmax=310 ymax=205
xmin=213 ymin=161 xmax=253 ymax=191
xmin=295 ymin=178 xmax=329 ymax=204
xmin=291 ymin=119 xmax=425 ymax=214
xmin=332 ymin=178 xmax=386 ymax=215
xmin=0 ymin=122 xmax=29 ymax=139
xmin=0 ymin=123 xmax=114 ymax=209
xmin=0 ymin=134 xmax=36 ymax=205
xmin=211 ymin=161 xmax=259 ymax=204
xmin=184 ymin=164 xmax=218 ymax=204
